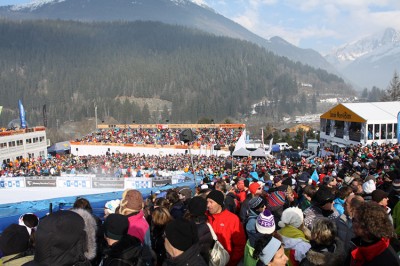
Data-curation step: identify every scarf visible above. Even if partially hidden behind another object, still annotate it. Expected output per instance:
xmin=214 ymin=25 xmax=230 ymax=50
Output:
xmin=351 ymin=238 xmax=390 ymax=266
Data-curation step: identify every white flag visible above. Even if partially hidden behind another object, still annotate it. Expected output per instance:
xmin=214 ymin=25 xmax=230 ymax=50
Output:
xmin=234 ymin=129 xmax=247 ymax=151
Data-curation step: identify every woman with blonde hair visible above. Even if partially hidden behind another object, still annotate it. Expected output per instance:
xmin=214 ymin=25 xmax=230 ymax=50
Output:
xmin=299 ymin=218 xmax=345 ymax=266
xmin=151 ymin=207 xmax=172 ymax=266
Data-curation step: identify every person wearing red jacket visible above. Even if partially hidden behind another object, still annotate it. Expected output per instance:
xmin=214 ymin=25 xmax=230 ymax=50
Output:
xmin=206 ymin=190 xmax=246 ymax=266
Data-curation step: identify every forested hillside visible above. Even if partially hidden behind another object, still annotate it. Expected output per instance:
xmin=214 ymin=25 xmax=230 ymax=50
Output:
xmin=0 ymin=20 xmax=351 ymax=128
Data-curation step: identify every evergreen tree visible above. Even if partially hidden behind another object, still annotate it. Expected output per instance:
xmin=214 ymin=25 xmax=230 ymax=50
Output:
xmin=382 ymin=71 xmax=400 ymax=101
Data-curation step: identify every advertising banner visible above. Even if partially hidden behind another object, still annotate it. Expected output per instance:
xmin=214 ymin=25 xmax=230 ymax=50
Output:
xmin=0 ymin=177 xmax=25 ymax=188
xmin=171 ymin=174 xmax=187 ymax=184
xmin=124 ymin=178 xmax=152 ymax=189
xmin=57 ymin=176 xmax=92 ymax=188
xmin=25 ymin=177 xmax=57 ymax=187
xmin=92 ymin=177 xmax=124 ymax=189
xmin=152 ymin=176 xmax=172 ymax=187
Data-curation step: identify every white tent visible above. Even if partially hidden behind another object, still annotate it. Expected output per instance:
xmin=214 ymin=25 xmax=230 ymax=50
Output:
xmin=232 ymin=147 xmax=250 ymax=157
xmin=249 ymin=147 xmax=267 ymax=157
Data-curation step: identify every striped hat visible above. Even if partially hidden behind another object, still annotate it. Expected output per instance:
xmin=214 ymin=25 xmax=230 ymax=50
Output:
xmin=393 ymin=179 xmax=400 ymax=192
xmin=266 ymin=191 xmax=286 ymax=207
xmin=256 ymin=209 xmax=276 ymax=234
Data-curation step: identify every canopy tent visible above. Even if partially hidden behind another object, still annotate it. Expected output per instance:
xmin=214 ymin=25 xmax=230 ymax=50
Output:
xmin=249 ymin=147 xmax=267 ymax=157
xmin=232 ymin=147 xmax=250 ymax=157
xmin=47 ymin=141 xmax=71 ymax=154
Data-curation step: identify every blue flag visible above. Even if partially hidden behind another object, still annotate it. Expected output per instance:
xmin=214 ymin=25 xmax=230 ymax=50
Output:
xmin=311 ymin=169 xmax=319 ymax=184
xmin=18 ymin=100 xmax=27 ymax=129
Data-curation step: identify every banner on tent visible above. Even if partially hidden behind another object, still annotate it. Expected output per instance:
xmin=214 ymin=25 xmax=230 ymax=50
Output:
xmin=0 ymin=177 xmax=25 ymax=188
xmin=125 ymin=178 xmax=152 ymax=189
xmin=92 ymin=177 xmax=124 ymax=189
xmin=26 ymin=177 xmax=57 ymax=187
xmin=57 ymin=176 xmax=92 ymax=188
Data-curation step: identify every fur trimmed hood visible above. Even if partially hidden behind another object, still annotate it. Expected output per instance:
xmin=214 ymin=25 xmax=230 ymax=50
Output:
xmin=303 ymin=238 xmax=345 ymax=266
xmin=71 ymin=208 xmax=97 ymax=260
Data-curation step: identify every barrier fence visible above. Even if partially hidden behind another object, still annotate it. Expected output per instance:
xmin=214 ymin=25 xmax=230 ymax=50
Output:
xmin=0 ymin=174 xmax=189 ymax=190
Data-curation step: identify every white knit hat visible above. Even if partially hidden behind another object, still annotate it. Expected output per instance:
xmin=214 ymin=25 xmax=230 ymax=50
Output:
xmin=256 ymin=209 xmax=276 ymax=234
xmin=362 ymin=179 xmax=376 ymax=194
xmin=278 ymin=207 xmax=303 ymax=228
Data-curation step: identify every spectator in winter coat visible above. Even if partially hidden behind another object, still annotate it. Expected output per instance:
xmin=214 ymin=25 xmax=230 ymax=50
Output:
xmin=299 ymin=218 xmax=345 ymax=266
xmin=120 ymin=189 xmax=151 ymax=246
xmin=206 ymin=190 xmax=246 ymax=266
xmin=163 ymin=219 xmax=207 ymax=266
xmin=185 ymin=196 xmax=214 ymax=264
xmin=0 ymin=224 xmax=33 ymax=265
xmin=350 ymin=201 xmax=400 ymax=265
xmin=252 ymin=234 xmax=288 ymax=266
xmin=277 ymin=207 xmax=311 ymax=265
xmin=101 ymin=213 xmax=155 ymax=266
xmin=335 ymin=194 xmax=364 ymax=256
xmin=244 ymin=209 xmax=276 ymax=266
xmin=303 ymin=188 xmax=339 ymax=230
xmin=215 ymin=180 xmax=237 ymax=214
xmin=151 ymin=207 xmax=172 ymax=266
xmin=240 ymin=182 xmax=263 ymax=223
xmin=245 ymin=196 xmax=267 ymax=244
xmin=166 ymin=190 xmax=186 ymax=220
xmin=22 ymin=211 xmax=92 ymax=266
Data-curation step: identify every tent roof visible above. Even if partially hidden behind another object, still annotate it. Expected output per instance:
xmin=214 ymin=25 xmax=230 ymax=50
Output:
xmin=249 ymin=147 xmax=267 ymax=157
xmin=48 ymin=141 xmax=71 ymax=153
xmin=232 ymin=147 xmax=250 ymax=157
xmin=321 ymin=101 xmax=400 ymax=123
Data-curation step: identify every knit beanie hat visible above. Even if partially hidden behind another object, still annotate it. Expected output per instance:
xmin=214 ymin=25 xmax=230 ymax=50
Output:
xmin=104 ymin=214 xmax=129 ymax=241
xmin=249 ymin=196 xmax=264 ymax=211
xmin=165 ymin=219 xmax=198 ymax=252
xmin=120 ymin=189 xmax=143 ymax=214
xmin=362 ymin=179 xmax=376 ymax=194
xmin=188 ymin=196 xmax=207 ymax=217
xmin=0 ymin=224 xmax=30 ymax=256
xmin=256 ymin=209 xmax=275 ymax=234
xmin=206 ymin=190 xmax=225 ymax=207
xmin=392 ymin=179 xmax=400 ymax=192
xmin=249 ymin=182 xmax=261 ymax=195
xmin=278 ymin=207 xmax=304 ymax=228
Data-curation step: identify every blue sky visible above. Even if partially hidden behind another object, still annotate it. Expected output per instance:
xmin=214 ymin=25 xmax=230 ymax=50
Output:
xmin=2 ymin=0 xmax=400 ymax=54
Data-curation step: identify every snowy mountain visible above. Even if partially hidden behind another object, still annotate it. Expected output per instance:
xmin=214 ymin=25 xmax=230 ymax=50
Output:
xmin=0 ymin=0 xmax=336 ymax=76
xmin=325 ymin=28 xmax=400 ymax=89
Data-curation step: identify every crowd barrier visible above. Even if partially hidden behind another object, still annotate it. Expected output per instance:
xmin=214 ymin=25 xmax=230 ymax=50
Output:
xmin=0 ymin=174 xmax=189 ymax=190
xmin=0 ymin=175 xmax=196 ymax=233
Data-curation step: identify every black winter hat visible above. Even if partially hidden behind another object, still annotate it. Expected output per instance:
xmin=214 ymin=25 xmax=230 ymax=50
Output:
xmin=104 ymin=214 xmax=129 ymax=240
xmin=165 ymin=219 xmax=198 ymax=251
xmin=188 ymin=196 xmax=207 ymax=217
xmin=206 ymin=190 xmax=225 ymax=207
xmin=312 ymin=188 xmax=334 ymax=206
xmin=0 ymin=224 xmax=29 ymax=256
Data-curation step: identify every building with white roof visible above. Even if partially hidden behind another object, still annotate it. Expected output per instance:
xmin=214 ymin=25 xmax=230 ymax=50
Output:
xmin=319 ymin=101 xmax=400 ymax=148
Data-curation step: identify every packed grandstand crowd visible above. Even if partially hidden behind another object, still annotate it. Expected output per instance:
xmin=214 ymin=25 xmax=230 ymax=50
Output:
xmin=74 ymin=127 xmax=244 ymax=147
xmin=1 ymin=141 xmax=400 ymax=265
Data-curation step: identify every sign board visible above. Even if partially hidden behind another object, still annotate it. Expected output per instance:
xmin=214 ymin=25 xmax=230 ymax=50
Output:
xmin=25 ymin=177 xmax=57 ymax=187
xmin=57 ymin=176 xmax=92 ymax=188
xmin=124 ymin=178 xmax=152 ymax=189
xmin=171 ymin=174 xmax=187 ymax=184
xmin=0 ymin=177 xmax=25 ymax=188
xmin=152 ymin=176 xmax=172 ymax=187
xmin=92 ymin=177 xmax=124 ymax=189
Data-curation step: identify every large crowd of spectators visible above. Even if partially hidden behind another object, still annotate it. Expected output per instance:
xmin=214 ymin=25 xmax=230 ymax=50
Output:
xmin=74 ymin=127 xmax=243 ymax=147
xmin=1 ymin=142 xmax=400 ymax=265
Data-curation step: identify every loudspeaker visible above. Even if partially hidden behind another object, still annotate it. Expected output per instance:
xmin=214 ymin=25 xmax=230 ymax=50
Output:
xmin=179 ymin=129 xmax=195 ymax=143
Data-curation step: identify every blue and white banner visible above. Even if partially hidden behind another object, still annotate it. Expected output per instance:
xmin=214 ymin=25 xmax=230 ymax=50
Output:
xmin=0 ymin=177 xmax=25 ymax=188
xmin=124 ymin=177 xmax=152 ymax=189
xmin=18 ymin=99 xmax=27 ymax=129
